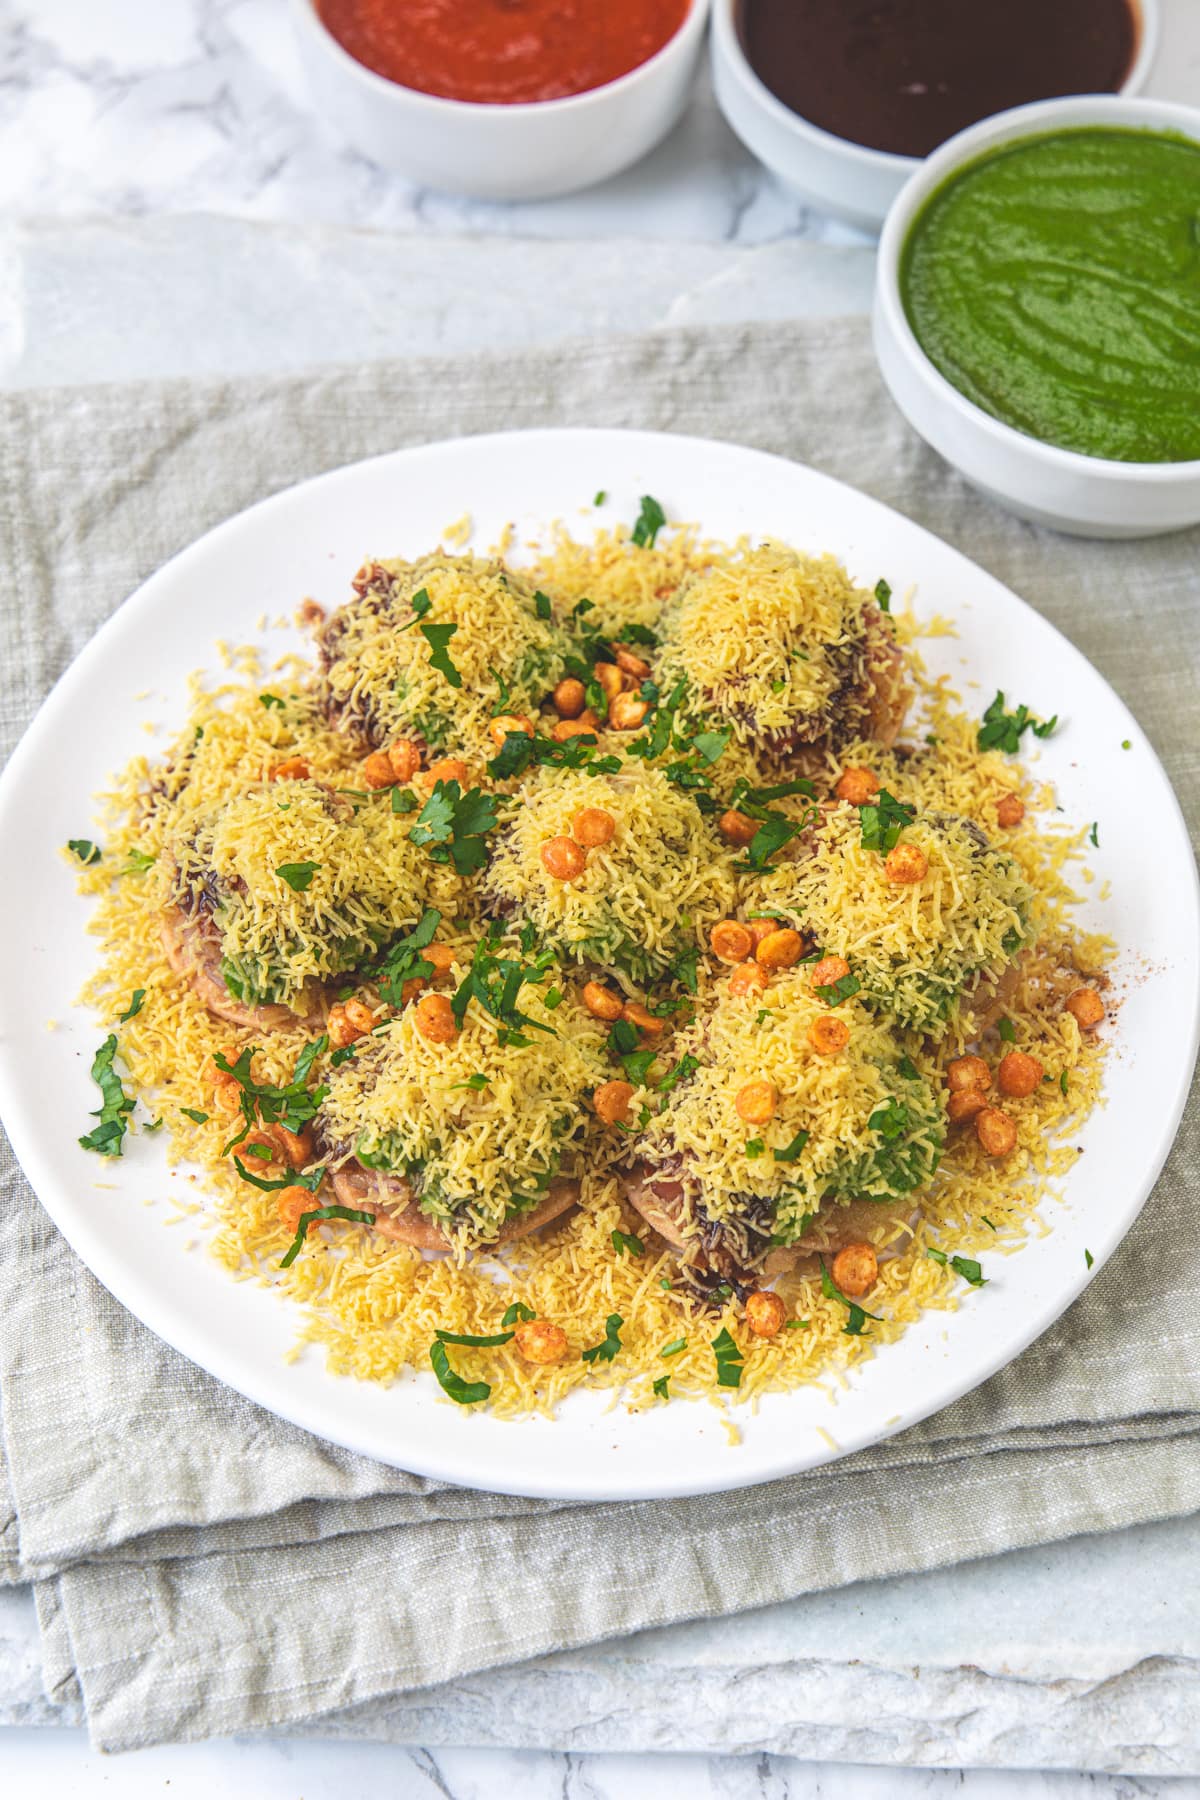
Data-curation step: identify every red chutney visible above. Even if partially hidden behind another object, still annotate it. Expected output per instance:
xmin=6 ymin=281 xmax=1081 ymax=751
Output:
xmin=316 ymin=0 xmax=691 ymax=105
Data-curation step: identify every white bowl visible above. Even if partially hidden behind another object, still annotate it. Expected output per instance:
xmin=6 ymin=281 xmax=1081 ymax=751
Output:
xmin=872 ymin=94 xmax=1200 ymax=540
xmin=711 ymin=0 xmax=1157 ymax=231
xmin=290 ymin=0 xmax=710 ymax=201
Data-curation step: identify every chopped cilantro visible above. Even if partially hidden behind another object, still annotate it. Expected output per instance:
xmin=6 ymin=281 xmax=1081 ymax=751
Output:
xmin=977 ymin=691 xmax=1057 ymax=754
xmin=868 ymin=1096 xmax=910 ymax=1140
xmin=981 ymin=1216 xmax=998 ymax=1231
xmin=656 ymin=1052 xmax=699 ymax=1094
xmin=118 ymin=989 xmax=146 ymax=1023
xmin=502 ymin=1301 xmax=535 ymax=1326
xmin=1085 ymin=1248 xmax=1095 ymax=1270
xmin=611 ymin=1229 xmax=644 ymax=1258
xmin=258 ymin=692 xmax=285 ymax=710
xmin=875 ymin=577 xmax=892 ymax=612
xmin=67 ymin=838 xmax=101 ymax=865
xmin=450 ymin=1072 xmax=490 ymax=1093
xmin=898 ymin=1054 xmax=921 ymax=1081
xmin=739 ymin=813 xmax=800 ymax=872
xmin=1121 ymin=739 xmax=1132 ymax=751
xmin=745 ymin=1138 xmax=765 ymax=1158
xmin=180 ymin=1107 xmax=209 ymax=1125
xmin=1060 ymin=1070 xmax=1069 ymax=1095
xmin=419 ymin=620 xmax=462 ymax=687
xmin=773 ymin=1129 xmax=809 ymax=1163
xmin=451 ymin=931 xmax=558 ymax=1044
xmin=411 ymin=781 xmax=499 ymax=876
xmin=653 ymin=1375 xmax=670 ymax=1399
xmin=78 ymin=1035 xmax=136 ymax=1157
xmin=660 ymin=1337 xmax=687 ymax=1358
xmin=631 ymin=494 xmax=666 ymax=549
xmin=593 ymin=489 xmax=607 ymax=506
xmin=276 ymin=860 xmax=319 ymax=891
xmin=785 ymin=1318 xmax=810 ymax=1331
xmin=997 ymin=1017 xmax=1016 ymax=1044
xmin=534 ymin=590 xmax=553 ymax=621
xmin=435 ymin=1327 xmax=515 ymax=1347
xmin=544 ymin=987 xmax=563 ymax=1010
xmin=692 ymin=730 xmax=731 ymax=766
xmin=927 ymin=1248 xmax=988 ymax=1287
xmin=279 ymin=1201 xmax=373 ymax=1267
xmin=581 ymin=1313 xmax=623 ymax=1364
xmin=669 ymin=947 xmax=700 ymax=994
xmin=711 ymin=1326 xmax=744 ymax=1389
xmin=1089 ymin=821 xmax=1100 ymax=849
xmin=123 ymin=848 xmax=157 ymax=875
xmin=858 ymin=789 xmax=914 ymax=854
xmin=815 ymin=971 xmax=861 ymax=1007
xmin=330 ymin=1046 xmax=357 ymax=1067
xmin=391 ymin=786 xmax=419 ymax=814
xmin=216 ymin=1035 xmax=329 ymax=1152
xmin=429 ymin=1340 xmax=490 ymax=1405
xmin=376 ymin=907 xmax=441 ymax=1005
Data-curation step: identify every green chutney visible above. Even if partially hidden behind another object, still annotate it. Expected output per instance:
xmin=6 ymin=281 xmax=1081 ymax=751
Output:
xmin=900 ymin=128 xmax=1200 ymax=464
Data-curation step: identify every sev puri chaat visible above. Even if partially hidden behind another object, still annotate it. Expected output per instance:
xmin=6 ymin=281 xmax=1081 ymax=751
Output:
xmin=68 ymin=499 xmax=1112 ymax=1418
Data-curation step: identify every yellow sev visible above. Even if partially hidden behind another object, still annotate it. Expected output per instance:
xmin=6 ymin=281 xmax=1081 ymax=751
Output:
xmin=655 ymin=541 xmax=879 ymax=744
xmin=319 ymin=553 xmax=569 ymax=763
xmin=70 ymin=529 xmax=1113 ymax=1420
xmin=483 ymin=762 xmax=739 ymax=985
xmin=319 ymin=980 xmax=609 ymax=1246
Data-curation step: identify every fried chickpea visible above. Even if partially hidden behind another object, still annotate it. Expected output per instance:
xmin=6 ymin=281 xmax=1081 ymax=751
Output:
xmin=998 ymin=1049 xmax=1044 ymax=1098
xmin=975 ymin=1106 xmax=1018 ymax=1157
xmin=423 ymin=943 xmax=457 ymax=980
xmin=277 ymin=1186 xmax=322 ymax=1238
xmin=269 ymin=1122 xmax=315 ymax=1169
xmin=885 ymin=842 xmax=929 ymax=884
xmin=996 ymin=792 xmax=1025 ymax=829
xmin=614 ymin=644 xmax=651 ymax=679
xmin=728 ymin=962 xmax=768 ymax=998
xmin=622 ymin=1001 xmax=665 ymax=1039
xmin=421 ymin=758 xmax=471 ymax=790
xmin=717 ymin=809 xmax=759 ymax=847
xmin=572 ymin=806 xmax=616 ymax=848
xmin=540 ymin=835 xmax=587 ymax=881
xmin=489 ymin=713 xmax=534 ymax=749
xmin=746 ymin=918 xmax=779 ymax=949
xmin=609 ymin=692 xmax=650 ymax=731
xmin=946 ymin=1054 xmax=991 ymax=1094
xmin=947 ymin=1089 xmax=987 ymax=1126
xmin=414 ymin=993 xmax=459 ymax=1044
xmin=513 ymin=1319 xmax=568 ymax=1365
xmin=710 ymin=919 xmax=754 ymax=963
xmin=835 ymin=767 xmax=880 ymax=805
xmin=551 ymin=715 xmax=599 ymax=743
xmin=362 ymin=749 xmax=396 ymax=790
xmin=735 ymin=1079 xmax=779 ymax=1125
xmin=1066 ymin=988 xmax=1106 ymax=1031
xmin=831 ymin=1243 xmax=878 ymax=1298
xmin=327 ymin=999 xmax=375 ymax=1049
xmin=582 ymin=980 xmax=624 ymax=1022
xmin=745 ymin=1290 xmax=787 ymax=1337
xmin=593 ymin=1080 xmax=635 ymax=1125
xmin=239 ymin=1129 xmax=285 ymax=1174
xmin=593 ymin=661 xmax=623 ymax=705
xmin=808 ymin=1015 xmax=850 ymax=1055
xmin=270 ymin=757 xmax=310 ymax=782
xmin=756 ymin=927 xmax=804 ymax=970
xmin=809 ymin=954 xmax=851 ymax=992
xmin=387 ymin=738 xmax=422 ymax=783
xmin=552 ymin=677 xmax=586 ymax=719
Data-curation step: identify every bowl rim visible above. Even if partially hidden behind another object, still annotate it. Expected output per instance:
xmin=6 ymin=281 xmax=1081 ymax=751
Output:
xmin=875 ymin=92 xmax=1200 ymax=483
xmin=291 ymin=0 xmax=711 ymax=117
xmin=711 ymin=0 xmax=1159 ymax=176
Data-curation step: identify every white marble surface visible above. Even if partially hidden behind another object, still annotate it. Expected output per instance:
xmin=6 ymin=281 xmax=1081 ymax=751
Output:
xmin=3 ymin=1 xmax=1200 ymax=1793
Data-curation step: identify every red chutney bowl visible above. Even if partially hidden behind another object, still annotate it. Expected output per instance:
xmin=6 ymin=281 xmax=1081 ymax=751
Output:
xmin=290 ymin=0 xmax=711 ymax=200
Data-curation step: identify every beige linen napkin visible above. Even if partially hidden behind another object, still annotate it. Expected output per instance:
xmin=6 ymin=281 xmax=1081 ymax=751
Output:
xmin=1 ymin=319 xmax=1198 ymax=1752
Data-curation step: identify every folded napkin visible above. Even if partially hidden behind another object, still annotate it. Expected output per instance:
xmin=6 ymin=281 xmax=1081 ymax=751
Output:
xmin=2 ymin=318 xmax=1198 ymax=1753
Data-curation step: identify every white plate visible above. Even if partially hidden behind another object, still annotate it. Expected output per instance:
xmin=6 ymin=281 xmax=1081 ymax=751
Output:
xmin=0 ymin=429 xmax=1196 ymax=1502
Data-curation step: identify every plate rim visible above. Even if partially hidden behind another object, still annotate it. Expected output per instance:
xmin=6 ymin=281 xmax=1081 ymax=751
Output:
xmin=1 ymin=424 xmax=1197 ymax=1501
